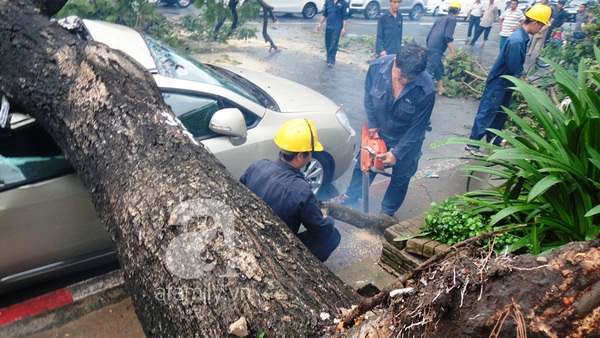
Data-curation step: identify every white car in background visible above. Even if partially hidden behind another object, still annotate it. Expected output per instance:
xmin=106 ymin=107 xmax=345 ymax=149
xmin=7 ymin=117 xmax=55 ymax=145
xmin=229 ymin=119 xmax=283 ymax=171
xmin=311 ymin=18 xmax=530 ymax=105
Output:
xmin=348 ymin=0 xmax=428 ymax=20
xmin=427 ymin=0 xmax=447 ymax=15
xmin=0 ymin=18 xmax=356 ymax=294
xmin=268 ymin=0 xmax=323 ymax=18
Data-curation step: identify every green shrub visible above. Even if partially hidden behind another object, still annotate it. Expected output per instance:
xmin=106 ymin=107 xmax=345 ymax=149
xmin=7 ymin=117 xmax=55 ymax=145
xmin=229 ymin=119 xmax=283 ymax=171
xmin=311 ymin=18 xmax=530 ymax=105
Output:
xmin=422 ymin=197 xmax=518 ymax=249
xmin=432 ymin=47 xmax=600 ymax=254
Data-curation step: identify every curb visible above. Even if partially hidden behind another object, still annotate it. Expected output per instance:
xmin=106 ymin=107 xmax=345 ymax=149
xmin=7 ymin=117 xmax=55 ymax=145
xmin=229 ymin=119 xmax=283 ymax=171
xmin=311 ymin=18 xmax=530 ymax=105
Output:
xmin=0 ymin=270 xmax=123 ymax=328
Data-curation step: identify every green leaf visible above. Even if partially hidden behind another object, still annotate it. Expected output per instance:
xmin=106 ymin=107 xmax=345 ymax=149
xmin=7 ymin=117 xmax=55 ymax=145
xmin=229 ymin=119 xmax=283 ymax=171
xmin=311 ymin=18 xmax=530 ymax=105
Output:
xmin=527 ymin=175 xmax=564 ymax=202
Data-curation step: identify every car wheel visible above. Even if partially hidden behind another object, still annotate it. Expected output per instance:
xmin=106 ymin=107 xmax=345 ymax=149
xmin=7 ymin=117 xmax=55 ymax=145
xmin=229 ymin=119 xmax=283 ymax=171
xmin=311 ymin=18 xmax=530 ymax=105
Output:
xmin=364 ymin=1 xmax=380 ymax=20
xmin=409 ymin=4 xmax=423 ymax=20
xmin=302 ymin=3 xmax=318 ymax=19
xmin=433 ymin=6 xmax=439 ymax=16
xmin=303 ymin=152 xmax=333 ymax=195
xmin=177 ymin=0 xmax=193 ymax=7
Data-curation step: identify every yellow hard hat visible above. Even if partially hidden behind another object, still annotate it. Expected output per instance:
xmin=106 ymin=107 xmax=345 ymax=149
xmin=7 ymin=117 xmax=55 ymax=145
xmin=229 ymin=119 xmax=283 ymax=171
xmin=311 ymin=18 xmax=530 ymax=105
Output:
xmin=526 ymin=4 xmax=552 ymax=25
xmin=274 ymin=119 xmax=324 ymax=153
xmin=449 ymin=1 xmax=461 ymax=9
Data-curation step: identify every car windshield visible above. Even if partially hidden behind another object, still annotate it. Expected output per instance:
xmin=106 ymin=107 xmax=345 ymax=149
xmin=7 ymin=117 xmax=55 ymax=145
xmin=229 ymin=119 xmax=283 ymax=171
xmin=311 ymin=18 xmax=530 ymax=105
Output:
xmin=144 ymin=37 xmax=277 ymax=110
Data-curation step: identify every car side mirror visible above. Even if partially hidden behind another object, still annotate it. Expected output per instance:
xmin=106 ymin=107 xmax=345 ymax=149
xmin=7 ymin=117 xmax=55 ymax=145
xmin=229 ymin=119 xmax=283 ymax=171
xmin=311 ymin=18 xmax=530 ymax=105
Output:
xmin=209 ymin=108 xmax=247 ymax=146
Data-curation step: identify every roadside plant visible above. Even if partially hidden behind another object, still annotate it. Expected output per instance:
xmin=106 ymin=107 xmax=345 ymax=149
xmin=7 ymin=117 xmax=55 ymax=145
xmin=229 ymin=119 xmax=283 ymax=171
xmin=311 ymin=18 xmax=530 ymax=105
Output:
xmin=431 ymin=47 xmax=600 ymax=254
xmin=442 ymin=49 xmax=487 ymax=99
xmin=422 ymin=197 xmax=518 ymax=249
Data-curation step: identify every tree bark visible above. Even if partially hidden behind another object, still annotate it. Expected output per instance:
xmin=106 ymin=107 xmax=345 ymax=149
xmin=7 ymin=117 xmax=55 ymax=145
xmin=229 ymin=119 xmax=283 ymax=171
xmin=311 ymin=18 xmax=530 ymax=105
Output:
xmin=0 ymin=1 xmax=358 ymax=336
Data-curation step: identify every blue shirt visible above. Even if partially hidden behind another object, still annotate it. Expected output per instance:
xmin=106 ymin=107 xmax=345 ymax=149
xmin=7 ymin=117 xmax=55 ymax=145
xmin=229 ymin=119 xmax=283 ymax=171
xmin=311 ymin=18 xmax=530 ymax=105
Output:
xmin=486 ymin=26 xmax=529 ymax=88
xmin=426 ymin=14 xmax=457 ymax=53
xmin=240 ymin=159 xmax=335 ymax=238
xmin=376 ymin=11 xmax=403 ymax=55
xmin=323 ymin=0 xmax=350 ymax=31
xmin=364 ymin=55 xmax=436 ymax=162
xmin=551 ymin=8 xmax=567 ymax=28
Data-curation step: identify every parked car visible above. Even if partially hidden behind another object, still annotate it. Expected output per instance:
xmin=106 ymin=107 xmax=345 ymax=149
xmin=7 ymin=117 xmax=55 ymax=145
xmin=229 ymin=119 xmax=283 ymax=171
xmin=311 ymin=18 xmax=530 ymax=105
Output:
xmin=0 ymin=18 xmax=356 ymax=294
xmin=268 ymin=0 xmax=323 ymax=18
xmin=348 ymin=0 xmax=427 ymax=20
xmin=427 ymin=0 xmax=447 ymax=15
xmin=564 ymin=0 xmax=597 ymax=22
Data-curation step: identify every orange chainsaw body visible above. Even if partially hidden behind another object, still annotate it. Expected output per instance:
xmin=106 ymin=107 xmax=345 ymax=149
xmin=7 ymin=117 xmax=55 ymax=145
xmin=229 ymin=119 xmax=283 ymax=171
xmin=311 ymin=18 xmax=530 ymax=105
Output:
xmin=360 ymin=124 xmax=387 ymax=172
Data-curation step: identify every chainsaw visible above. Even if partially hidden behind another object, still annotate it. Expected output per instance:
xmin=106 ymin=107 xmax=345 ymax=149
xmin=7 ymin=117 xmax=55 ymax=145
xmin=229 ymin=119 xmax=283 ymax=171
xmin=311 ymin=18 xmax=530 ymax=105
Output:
xmin=360 ymin=124 xmax=391 ymax=213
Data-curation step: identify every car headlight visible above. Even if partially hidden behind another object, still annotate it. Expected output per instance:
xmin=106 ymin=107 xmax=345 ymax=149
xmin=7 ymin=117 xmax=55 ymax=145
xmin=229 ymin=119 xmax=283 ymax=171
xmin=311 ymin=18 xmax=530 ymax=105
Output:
xmin=336 ymin=109 xmax=354 ymax=135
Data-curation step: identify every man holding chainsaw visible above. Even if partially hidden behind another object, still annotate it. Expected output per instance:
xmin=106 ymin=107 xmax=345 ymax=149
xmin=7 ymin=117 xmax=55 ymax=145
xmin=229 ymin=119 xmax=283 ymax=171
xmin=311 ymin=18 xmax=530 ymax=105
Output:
xmin=335 ymin=43 xmax=435 ymax=217
xmin=240 ymin=119 xmax=341 ymax=262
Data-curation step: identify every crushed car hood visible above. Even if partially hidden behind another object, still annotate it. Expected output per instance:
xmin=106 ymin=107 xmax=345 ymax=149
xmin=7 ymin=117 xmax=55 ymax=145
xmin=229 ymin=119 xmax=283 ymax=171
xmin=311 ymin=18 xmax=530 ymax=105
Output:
xmin=221 ymin=66 xmax=340 ymax=113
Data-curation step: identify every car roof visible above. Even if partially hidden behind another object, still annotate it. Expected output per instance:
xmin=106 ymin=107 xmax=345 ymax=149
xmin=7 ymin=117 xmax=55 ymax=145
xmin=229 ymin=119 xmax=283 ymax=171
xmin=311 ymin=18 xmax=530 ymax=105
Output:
xmin=81 ymin=19 xmax=158 ymax=73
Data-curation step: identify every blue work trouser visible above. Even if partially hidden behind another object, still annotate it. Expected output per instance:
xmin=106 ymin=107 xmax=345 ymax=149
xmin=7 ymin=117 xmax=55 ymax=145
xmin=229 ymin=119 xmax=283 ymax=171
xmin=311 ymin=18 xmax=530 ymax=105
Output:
xmin=467 ymin=16 xmax=481 ymax=38
xmin=344 ymin=145 xmax=421 ymax=215
xmin=325 ymin=28 xmax=341 ymax=65
xmin=426 ymin=50 xmax=444 ymax=81
xmin=469 ymin=83 xmax=513 ymax=147
xmin=297 ymin=227 xmax=341 ymax=262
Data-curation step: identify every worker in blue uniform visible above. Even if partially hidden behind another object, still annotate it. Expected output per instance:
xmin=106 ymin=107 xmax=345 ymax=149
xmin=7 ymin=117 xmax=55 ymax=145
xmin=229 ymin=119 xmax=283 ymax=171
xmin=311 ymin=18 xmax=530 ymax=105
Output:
xmin=426 ymin=1 xmax=460 ymax=96
xmin=376 ymin=0 xmax=404 ymax=57
xmin=317 ymin=0 xmax=349 ymax=67
xmin=240 ymin=119 xmax=340 ymax=262
xmin=467 ymin=5 xmax=552 ymax=153
xmin=334 ymin=43 xmax=435 ymax=217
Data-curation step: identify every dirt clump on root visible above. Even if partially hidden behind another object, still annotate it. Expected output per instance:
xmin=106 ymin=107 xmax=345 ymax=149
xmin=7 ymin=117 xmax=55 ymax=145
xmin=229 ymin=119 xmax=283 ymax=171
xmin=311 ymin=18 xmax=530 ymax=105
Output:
xmin=345 ymin=239 xmax=600 ymax=338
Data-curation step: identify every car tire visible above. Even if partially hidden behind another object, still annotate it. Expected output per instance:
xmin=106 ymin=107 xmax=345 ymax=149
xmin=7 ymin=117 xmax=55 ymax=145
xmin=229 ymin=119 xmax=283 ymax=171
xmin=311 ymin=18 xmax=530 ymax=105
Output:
xmin=364 ymin=1 xmax=380 ymax=20
xmin=302 ymin=3 xmax=318 ymax=19
xmin=409 ymin=4 xmax=423 ymax=21
xmin=303 ymin=152 xmax=333 ymax=195
xmin=177 ymin=0 xmax=193 ymax=7
xmin=433 ymin=6 xmax=440 ymax=16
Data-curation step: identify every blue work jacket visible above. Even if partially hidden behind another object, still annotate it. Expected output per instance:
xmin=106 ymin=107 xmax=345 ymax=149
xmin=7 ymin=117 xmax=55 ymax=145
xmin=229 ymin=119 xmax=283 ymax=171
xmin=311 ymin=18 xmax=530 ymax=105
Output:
xmin=240 ymin=159 xmax=335 ymax=237
xmin=364 ymin=55 xmax=436 ymax=162
xmin=487 ymin=26 xmax=529 ymax=88
xmin=376 ymin=11 xmax=403 ymax=55
xmin=323 ymin=0 xmax=349 ymax=31
xmin=426 ymin=14 xmax=457 ymax=53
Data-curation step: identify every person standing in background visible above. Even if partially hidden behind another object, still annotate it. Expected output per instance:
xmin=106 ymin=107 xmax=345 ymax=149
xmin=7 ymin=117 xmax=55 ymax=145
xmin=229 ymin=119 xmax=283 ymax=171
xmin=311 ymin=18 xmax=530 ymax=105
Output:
xmin=469 ymin=0 xmax=499 ymax=47
xmin=376 ymin=0 xmax=404 ymax=57
xmin=498 ymin=0 xmax=525 ymax=51
xmin=317 ymin=0 xmax=350 ymax=68
xmin=573 ymin=4 xmax=589 ymax=40
xmin=546 ymin=0 xmax=566 ymax=43
xmin=426 ymin=1 xmax=460 ymax=95
xmin=466 ymin=0 xmax=484 ymax=43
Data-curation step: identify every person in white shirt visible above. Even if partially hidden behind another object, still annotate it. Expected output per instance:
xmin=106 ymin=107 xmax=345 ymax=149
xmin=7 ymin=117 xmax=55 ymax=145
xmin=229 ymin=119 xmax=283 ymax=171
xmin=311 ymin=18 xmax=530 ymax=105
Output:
xmin=498 ymin=0 xmax=526 ymax=51
xmin=466 ymin=0 xmax=484 ymax=43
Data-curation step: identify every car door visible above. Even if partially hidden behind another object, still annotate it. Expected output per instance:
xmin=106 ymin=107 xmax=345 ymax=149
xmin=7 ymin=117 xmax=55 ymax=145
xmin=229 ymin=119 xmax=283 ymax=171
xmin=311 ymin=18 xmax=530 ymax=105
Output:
xmin=0 ymin=122 xmax=112 ymax=290
xmin=163 ymin=91 xmax=263 ymax=179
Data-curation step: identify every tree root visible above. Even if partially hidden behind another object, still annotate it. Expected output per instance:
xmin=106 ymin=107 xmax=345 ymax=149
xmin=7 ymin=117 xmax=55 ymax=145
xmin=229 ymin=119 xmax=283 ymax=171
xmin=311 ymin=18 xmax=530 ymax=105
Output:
xmin=338 ymin=224 xmax=527 ymax=329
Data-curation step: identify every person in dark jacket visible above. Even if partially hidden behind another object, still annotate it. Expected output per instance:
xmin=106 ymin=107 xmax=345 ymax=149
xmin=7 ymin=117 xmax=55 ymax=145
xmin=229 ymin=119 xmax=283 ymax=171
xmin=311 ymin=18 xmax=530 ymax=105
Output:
xmin=426 ymin=1 xmax=460 ymax=95
xmin=333 ymin=43 xmax=435 ymax=217
xmin=376 ymin=0 xmax=404 ymax=57
xmin=546 ymin=0 xmax=567 ymax=43
xmin=240 ymin=119 xmax=340 ymax=262
xmin=317 ymin=0 xmax=350 ymax=67
xmin=467 ymin=5 xmax=552 ymax=153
